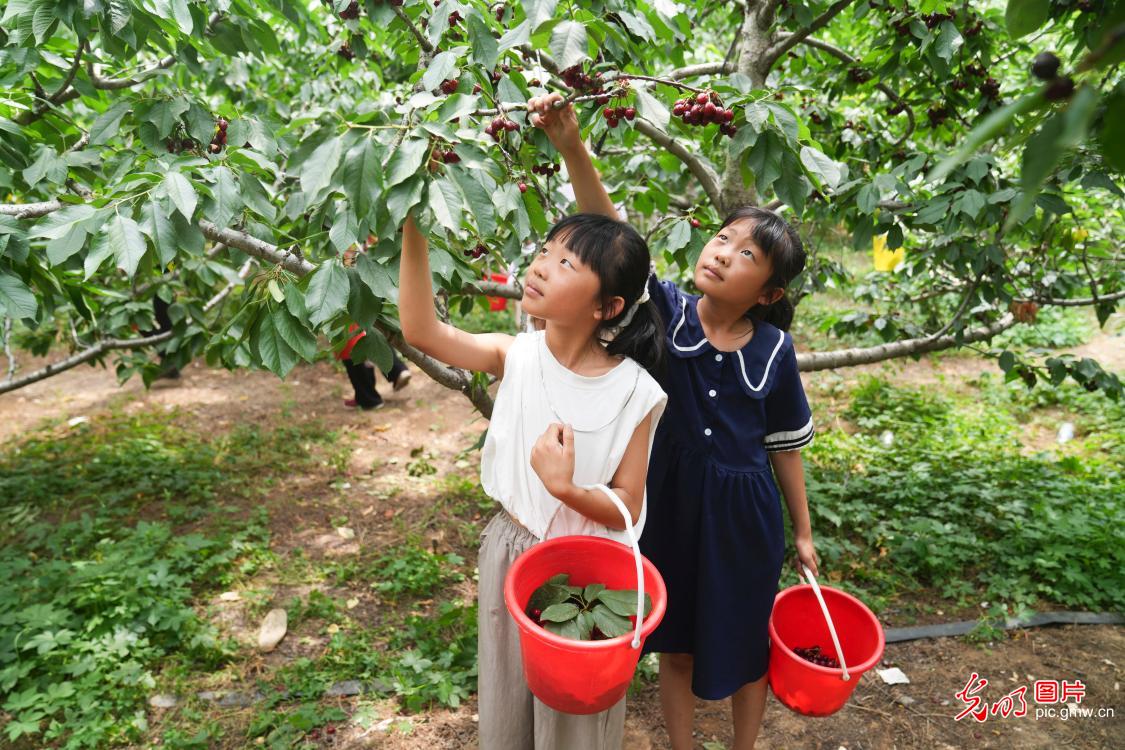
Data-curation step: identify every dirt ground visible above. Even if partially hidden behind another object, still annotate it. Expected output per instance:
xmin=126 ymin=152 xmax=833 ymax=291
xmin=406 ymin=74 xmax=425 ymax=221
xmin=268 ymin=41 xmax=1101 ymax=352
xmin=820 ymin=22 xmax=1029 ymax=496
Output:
xmin=2 ymin=333 xmax=1123 ymax=749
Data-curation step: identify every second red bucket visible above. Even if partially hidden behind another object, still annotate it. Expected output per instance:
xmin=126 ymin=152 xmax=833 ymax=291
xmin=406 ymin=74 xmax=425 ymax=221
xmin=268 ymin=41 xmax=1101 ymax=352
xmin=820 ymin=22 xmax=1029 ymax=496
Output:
xmin=768 ymin=566 xmax=885 ymax=716
xmin=503 ymin=485 xmax=667 ymax=714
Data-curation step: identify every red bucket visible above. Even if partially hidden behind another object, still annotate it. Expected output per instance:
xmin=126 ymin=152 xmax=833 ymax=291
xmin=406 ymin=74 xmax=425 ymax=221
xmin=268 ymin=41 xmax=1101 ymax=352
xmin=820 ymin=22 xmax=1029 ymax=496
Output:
xmin=486 ymin=272 xmax=509 ymax=311
xmin=768 ymin=569 xmax=884 ymax=716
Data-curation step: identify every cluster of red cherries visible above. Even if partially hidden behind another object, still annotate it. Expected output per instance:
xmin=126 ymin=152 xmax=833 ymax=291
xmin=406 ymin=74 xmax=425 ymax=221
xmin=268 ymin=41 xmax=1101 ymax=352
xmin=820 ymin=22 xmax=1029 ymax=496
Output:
xmin=602 ymin=105 xmax=636 ymax=129
xmin=793 ymin=645 xmax=840 ymax=669
xmin=671 ymin=93 xmax=738 ymax=137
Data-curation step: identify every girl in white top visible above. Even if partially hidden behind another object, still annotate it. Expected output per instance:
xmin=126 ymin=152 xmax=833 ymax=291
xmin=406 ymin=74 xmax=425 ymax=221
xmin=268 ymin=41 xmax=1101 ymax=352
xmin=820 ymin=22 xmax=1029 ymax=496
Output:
xmin=399 ymin=211 xmax=666 ymax=749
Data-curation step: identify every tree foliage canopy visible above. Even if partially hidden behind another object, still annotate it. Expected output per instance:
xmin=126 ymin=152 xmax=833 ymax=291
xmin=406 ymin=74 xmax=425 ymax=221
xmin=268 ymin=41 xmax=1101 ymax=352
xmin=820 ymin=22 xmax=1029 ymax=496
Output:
xmin=0 ymin=0 xmax=1121 ymax=403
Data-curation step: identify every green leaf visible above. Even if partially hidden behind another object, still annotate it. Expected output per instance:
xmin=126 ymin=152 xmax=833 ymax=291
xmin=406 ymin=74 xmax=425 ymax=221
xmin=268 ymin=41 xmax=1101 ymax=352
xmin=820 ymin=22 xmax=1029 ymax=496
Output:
xmin=527 ymin=581 xmax=571 ymax=613
xmin=468 ymin=15 xmax=499 ymax=70
xmin=355 ymin=253 xmax=398 ymax=302
xmin=257 ymin=312 xmax=298 ymax=378
xmin=591 ymin=603 xmax=633 ymax=638
xmin=429 ymin=177 xmax=465 ymax=232
xmin=583 ymin=583 xmax=606 ymax=602
xmin=934 ymin=20 xmax=962 ymax=63
xmin=386 ymin=176 xmax=425 ymax=229
xmin=299 ymin=136 xmax=344 ymax=197
xmin=1005 ymin=0 xmax=1050 ymax=38
xmin=957 ymin=189 xmax=986 ymax=219
xmin=525 ymin=0 xmax=559 ymax=30
xmin=575 ymin=610 xmax=595 ymax=640
xmin=272 ymin=307 xmax=318 ymax=361
xmin=163 ymin=172 xmax=197 ymax=220
xmin=342 ymin=138 xmax=382 ymax=226
xmin=238 ymin=172 xmax=276 ymax=222
xmin=83 ymin=231 xmax=114 ymax=279
xmin=88 ymin=101 xmax=131 ymax=146
xmin=170 ymin=0 xmax=192 ymax=33
xmin=45 ymin=224 xmax=86 ymax=266
xmin=550 ymin=21 xmax=589 ymax=71
xmin=634 ymin=86 xmax=669 ymax=131
xmin=0 ymin=272 xmax=37 ymax=320
xmin=30 ymin=0 xmax=55 ymax=43
xmin=498 ymin=20 xmax=531 ymax=53
xmin=596 ymin=588 xmax=652 ymax=618
xmin=800 ymin=146 xmax=842 ymax=190
xmin=451 ymin=170 xmax=497 ymax=237
xmin=107 ymin=213 xmax=147 ymax=278
xmin=148 ymin=97 xmax=189 ymax=139
xmin=544 ymin=617 xmax=582 ymax=640
xmin=305 ymin=262 xmax=350 ymax=327
xmin=540 ymin=602 xmax=580 ymax=623
xmin=384 ymin=138 xmax=430 ymax=189
xmin=209 ymin=165 xmax=242 ymax=228
xmin=141 ymin=199 xmax=177 ymax=266
xmin=107 ymin=0 xmax=131 ymax=32
xmin=665 ymin=219 xmax=691 ymax=252
xmin=421 ymin=51 xmax=459 ymax=92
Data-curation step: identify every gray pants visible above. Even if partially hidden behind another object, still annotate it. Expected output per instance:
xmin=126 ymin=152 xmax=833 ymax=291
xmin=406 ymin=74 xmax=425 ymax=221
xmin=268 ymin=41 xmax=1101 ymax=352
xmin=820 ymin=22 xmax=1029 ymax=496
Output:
xmin=477 ymin=512 xmax=626 ymax=750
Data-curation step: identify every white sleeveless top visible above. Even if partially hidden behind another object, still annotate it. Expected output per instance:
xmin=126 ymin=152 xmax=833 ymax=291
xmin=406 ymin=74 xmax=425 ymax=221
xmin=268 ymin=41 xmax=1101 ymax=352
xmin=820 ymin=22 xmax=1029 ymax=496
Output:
xmin=481 ymin=331 xmax=668 ymax=543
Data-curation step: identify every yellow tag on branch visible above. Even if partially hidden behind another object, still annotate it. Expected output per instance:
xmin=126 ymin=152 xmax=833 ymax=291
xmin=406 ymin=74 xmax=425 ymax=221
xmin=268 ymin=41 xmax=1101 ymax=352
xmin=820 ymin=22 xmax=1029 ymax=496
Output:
xmin=872 ymin=233 xmax=904 ymax=272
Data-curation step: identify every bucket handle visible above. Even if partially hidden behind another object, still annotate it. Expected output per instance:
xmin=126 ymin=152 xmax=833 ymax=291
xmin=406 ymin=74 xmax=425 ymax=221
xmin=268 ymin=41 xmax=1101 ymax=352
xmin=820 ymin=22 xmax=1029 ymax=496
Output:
xmin=801 ymin=564 xmax=851 ymax=681
xmin=588 ymin=483 xmax=645 ymax=649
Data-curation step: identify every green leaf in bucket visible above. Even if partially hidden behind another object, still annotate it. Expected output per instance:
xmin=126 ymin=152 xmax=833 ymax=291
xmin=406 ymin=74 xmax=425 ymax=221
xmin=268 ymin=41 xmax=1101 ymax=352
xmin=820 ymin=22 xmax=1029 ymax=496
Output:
xmin=540 ymin=602 xmax=580 ymax=623
xmin=583 ymin=583 xmax=606 ymax=602
xmin=591 ymin=604 xmax=633 ymax=638
xmin=544 ymin=617 xmax=583 ymax=640
xmin=596 ymin=589 xmax=653 ymax=618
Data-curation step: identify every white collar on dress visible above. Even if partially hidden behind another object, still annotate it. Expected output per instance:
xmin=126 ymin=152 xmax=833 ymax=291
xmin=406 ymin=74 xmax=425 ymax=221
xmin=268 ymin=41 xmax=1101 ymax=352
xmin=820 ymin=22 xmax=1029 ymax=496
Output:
xmin=669 ymin=296 xmax=786 ymax=393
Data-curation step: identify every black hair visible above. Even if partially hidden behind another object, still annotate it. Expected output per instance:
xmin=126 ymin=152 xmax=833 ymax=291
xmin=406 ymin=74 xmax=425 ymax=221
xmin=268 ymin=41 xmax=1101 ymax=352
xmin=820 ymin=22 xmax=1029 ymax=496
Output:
xmin=718 ymin=206 xmax=806 ymax=331
xmin=545 ymin=214 xmax=665 ymax=374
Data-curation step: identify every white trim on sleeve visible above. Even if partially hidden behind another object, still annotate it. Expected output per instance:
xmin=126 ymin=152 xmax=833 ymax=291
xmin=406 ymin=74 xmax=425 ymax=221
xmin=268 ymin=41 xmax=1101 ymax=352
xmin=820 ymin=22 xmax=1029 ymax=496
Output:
xmin=764 ymin=417 xmax=815 ymax=452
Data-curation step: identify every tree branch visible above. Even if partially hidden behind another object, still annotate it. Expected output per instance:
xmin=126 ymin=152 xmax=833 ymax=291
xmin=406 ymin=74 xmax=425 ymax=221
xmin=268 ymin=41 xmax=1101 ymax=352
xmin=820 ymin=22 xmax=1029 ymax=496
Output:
xmin=764 ymin=0 xmax=858 ymax=67
xmin=197 ymin=220 xmax=315 ymax=275
xmin=775 ymin=32 xmax=915 ymax=143
xmin=51 ymin=42 xmax=86 ymax=103
xmin=796 ymin=314 xmax=1016 ymax=371
xmin=0 ymin=331 xmax=174 ymax=395
xmin=0 ymin=200 xmax=64 ymax=219
xmin=665 ymin=61 xmax=733 ymax=80
xmin=632 ymin=119 xmax=724 ymax=210
xmin=468 ymin=278 xmax=523 ymax=300
xmin=391 ymin=4 xmax=435 ymax=56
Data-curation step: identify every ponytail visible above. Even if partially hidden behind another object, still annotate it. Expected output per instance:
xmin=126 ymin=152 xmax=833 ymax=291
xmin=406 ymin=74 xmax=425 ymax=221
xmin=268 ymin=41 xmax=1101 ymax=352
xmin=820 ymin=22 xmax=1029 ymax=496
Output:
xmin=603 ymin=298 xmax=665 ymax=374
xmin=748 ymin=293 xmax=796 ymax=331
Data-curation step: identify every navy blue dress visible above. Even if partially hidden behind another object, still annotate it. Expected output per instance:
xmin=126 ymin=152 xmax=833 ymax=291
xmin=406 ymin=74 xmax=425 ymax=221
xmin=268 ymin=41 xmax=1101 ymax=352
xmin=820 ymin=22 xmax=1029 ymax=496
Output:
xmin=640 ymin=276 xmax=815 ymax=700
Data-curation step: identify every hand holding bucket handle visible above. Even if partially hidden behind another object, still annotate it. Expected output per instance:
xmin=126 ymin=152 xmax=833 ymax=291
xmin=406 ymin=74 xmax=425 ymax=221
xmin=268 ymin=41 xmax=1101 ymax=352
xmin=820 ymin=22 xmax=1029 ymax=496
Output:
xmin=588 ymin=483 xmax=645 ymax=649
xmin=800 ymin=564 xmax=850 ymax=681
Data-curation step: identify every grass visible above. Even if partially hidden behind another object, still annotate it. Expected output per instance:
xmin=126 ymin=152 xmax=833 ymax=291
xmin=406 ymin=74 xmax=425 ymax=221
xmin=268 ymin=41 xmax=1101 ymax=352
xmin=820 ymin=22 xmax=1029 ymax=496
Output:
xmin=788 ymin=375 xmax=1125 ymax=617
xmin=0 ymin=292 xmax=1120 ymax=746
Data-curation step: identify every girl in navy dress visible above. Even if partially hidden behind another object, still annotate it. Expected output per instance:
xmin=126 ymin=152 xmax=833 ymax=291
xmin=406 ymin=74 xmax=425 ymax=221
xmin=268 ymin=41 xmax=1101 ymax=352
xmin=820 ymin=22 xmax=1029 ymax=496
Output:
xmin=529 ymin=94 xmax=820 ymax=749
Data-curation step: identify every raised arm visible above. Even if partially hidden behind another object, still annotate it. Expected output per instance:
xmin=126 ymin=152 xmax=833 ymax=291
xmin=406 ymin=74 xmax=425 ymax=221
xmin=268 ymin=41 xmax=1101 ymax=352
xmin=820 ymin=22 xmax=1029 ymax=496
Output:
xmin=528 ymin=93 xmax=619 ymax=220
xmin=397 ymin=214 xmax=512 ymax=377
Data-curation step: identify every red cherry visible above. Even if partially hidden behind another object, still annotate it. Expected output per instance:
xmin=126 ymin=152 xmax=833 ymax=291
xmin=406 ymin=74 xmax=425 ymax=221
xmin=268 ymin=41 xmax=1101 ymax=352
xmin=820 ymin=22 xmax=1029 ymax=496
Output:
xmin=603 ymin=107 xmax=615 ymax=119
xmin=690 ymin=218 xmax=701 ymax=228
xmin=607 ymin=117 xmax=619 ymax=128
xmin=696 ymin=92 xmax=709 ymax=105
xmin=624 ymin=107 xmax=636 ymax=120
xmin=518 ymin=182 xmax=528 ymax=193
